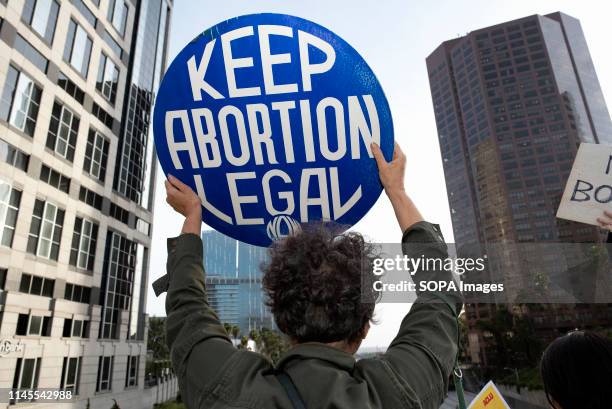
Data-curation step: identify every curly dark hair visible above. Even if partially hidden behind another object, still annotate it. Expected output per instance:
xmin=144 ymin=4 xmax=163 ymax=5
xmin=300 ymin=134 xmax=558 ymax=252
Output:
xmin=262 ymin=224 xmax=379 ymax=344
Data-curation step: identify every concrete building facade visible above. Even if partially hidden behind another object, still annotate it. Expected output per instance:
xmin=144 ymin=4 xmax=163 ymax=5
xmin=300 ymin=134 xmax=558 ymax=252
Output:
xmin=0 ymin=0 xmax=171 ymax=408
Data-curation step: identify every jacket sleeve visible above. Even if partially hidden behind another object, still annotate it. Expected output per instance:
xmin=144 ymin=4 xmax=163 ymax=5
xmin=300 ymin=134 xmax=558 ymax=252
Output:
xmin=164 ymin=233 xmax=237 ymax=408
xmin=381 ymin=221 xmax=463 ymax=408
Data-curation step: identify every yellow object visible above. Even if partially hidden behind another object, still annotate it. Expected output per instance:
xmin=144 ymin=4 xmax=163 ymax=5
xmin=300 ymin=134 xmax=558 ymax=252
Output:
xmin=467 ymin=381 xmax=511 ymax=409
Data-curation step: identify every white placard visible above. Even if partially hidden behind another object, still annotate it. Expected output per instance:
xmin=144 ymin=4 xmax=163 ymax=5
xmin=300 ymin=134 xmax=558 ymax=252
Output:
xmin=557 ymin=143 xmax=612 ymax=226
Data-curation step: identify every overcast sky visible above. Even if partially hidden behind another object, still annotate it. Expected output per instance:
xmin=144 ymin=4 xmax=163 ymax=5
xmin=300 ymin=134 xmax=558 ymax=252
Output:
xmin=146 ymin=0 xmax=612 ymax=349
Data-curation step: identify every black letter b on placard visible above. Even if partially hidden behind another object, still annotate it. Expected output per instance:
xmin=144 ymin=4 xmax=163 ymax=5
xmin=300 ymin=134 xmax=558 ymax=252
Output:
xmin=570 ymin=179 xmax=592 ymax=202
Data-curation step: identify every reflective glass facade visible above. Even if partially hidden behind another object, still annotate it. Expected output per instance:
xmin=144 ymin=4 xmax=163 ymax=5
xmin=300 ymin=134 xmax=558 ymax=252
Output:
xmin=114 ymin=0 xmax=170 ymax=209
xmin=428 ymin=14 xmax=611 ymax=247
xmin=427 ymin=12 xmax=612 ymax=366
xmin=547 ymin=13 xmax=612 ymax=144
xmin=202 ymin=230 xmax=274 ymax=333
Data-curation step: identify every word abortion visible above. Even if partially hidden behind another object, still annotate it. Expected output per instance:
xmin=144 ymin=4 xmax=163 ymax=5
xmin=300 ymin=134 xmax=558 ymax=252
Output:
xmin=165 ymin=95 xmax=379 ymax=169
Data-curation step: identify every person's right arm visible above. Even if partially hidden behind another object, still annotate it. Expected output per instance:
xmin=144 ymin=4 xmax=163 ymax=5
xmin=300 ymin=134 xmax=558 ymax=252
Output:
xmin=371 ymin=142 xmax=423 ymax=232
xmin=162 ymin=176 xmax=240 ymax=409
xmin=372 ymin=143 xmax=463 ymax=408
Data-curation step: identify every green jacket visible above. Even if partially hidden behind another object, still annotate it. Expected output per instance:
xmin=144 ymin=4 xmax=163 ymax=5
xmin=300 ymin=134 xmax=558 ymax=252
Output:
xmin=158 ymin=221 xmax=462 ymax=409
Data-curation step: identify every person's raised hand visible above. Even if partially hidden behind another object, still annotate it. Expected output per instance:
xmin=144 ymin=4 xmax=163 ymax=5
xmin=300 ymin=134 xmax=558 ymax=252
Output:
xmin=596 ymin=210 xmax=612 ymax=232
xmin=371 ymin=142 xmax=422 ymax=232
xmin=371 ymin=142 xmax=407 ymax=196
xmin=165 ymin=175 xmax=202 ymax=235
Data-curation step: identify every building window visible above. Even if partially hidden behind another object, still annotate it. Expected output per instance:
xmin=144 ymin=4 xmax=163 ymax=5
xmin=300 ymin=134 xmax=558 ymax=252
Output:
xmin=0 ymin=268 xmax=7 ymax=290
xmin=40 ymin=165 xmax=71 ymax=194
xmin=11 ymin=358 xmax=41 ymax=402
xmin=125 ymin=355 xmax=139 ymax=387
xmin=110 ymin=202 xmax=129 ymax=225
xmin=21 ymin=0 xmax=59 ymax=44
xmin=46 ymin=101 xmax=79 ymax=161
xmin=0 ymin=65 xmax=42 ymax=137
xmin=64 ymin=283 xmax=92 ymax=304
xmin=27 ymin=199 xmax=64 ymax=261
xmin=70 ymin=217 xmax=98 ymax=270
xmin=0 ymin=138 xmax=30 ymax=171
xmin=57 ymin=72 xmax=85 ymax=104
xmin=102 ymin=29 xmax=124 ymax=59
xmin=63 ymin=19 xmax=93 ymax=77
xmin=96 ymin=356 xmax=114 ymax=392
xmin=107 ymin=0 xmax=128 ymax=37
xmin=136 ymin=218 xmax=150 ymax=236
xmin=19 ymin=273 xmax=55 ymax=297
xmin=91 ymin=102 xmax=114 ymax=129
xmin=0 ymin=181 xmax=22 ymax=248
xmin=84 ymin=130 xmax=109 ymax=182
xmin=14 ymin=34 xmax=49 ymax=73
xmin=62 ymin=318 xmax=89 ymax=338
xmin=78 ymin=187 xmax=103 ymax=210
xmin=99 ymin=232 xmax=134 ymax=339
xmin=72 ymin=0 xmax=97 ymax=27
xmin=128 ymin=244 xmax=147 ymax=340
xmin=97 ymin=53 xmax=119 ymax=104
xmin=16 ymin=313 xmax=51 ymax=336
xmin=60 ymin=357 xmax=81 ymax=394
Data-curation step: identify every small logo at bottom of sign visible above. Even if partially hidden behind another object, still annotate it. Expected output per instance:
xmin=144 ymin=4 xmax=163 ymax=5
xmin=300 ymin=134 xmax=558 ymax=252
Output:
xmin=266 ymin=215 xmax=301 ymax=241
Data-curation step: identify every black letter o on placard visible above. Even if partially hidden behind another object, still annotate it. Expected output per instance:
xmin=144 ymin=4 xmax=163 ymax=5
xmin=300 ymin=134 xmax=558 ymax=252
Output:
xmin=594 ymin=185 xmax=612 ymax=203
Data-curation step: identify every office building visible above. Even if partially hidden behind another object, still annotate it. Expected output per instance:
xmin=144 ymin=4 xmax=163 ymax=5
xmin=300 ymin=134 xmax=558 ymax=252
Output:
xmin=0 ymin=0 xmax=171 ymax=408
xmin=426 ymin=12 xmax=612 ymax=366
xmin=202 ymin=230 xmax=274 ymax=335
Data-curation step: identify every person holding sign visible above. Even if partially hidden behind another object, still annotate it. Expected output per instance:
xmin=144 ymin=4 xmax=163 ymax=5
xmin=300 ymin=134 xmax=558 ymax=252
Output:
xmin=155 ymin=142 xmax=463 ymax=409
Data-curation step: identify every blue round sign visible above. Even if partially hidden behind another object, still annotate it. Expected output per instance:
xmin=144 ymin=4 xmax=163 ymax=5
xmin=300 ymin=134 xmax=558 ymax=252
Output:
xmin=153 ymin=13 xmax=394 ymax=247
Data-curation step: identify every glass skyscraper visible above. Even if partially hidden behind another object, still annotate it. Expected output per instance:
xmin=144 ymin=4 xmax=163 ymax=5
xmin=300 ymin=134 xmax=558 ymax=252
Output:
xmin=426 ymin=12 xmax=612 ymax=366
xmin=202 ymin=230 xmax=274 ymax=334
xmin=0 ymin=0 xmax=171 ymax=407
